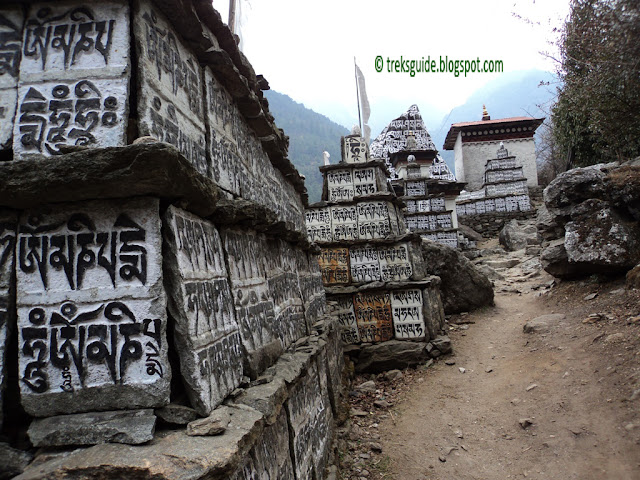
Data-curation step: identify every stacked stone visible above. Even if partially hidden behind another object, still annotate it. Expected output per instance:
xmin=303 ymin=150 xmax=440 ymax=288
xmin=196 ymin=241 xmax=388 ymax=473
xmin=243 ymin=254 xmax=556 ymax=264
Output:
xmin=456 ymin=144 xmax=533 ymax=217
xmin=0 ymin=1 xmax=341 ymax=479
xmin=395 ymin=160 xmax=464 ymax=249
xmin=305 ymin=134 xmax=447 ymax=352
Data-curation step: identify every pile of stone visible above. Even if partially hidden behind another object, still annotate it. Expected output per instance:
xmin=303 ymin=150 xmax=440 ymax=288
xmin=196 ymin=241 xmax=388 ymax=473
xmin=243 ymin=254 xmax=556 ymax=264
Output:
xmin=0 ymin=1 xmax=343 ymax=478
xmin=456 ymin=144 xmax=535 ymax=236
xmin=305 ymin=132 xmax=450 ymax=372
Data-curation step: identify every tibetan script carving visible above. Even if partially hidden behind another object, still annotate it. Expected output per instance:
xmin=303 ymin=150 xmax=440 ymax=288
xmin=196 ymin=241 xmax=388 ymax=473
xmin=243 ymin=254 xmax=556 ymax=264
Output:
xmin=390 ymin=289 xmax=425 ymax=340
xmin=21 ymin=2 xmax=129 ymax=74
xmin=15 ymin=79 xmax=125 ymax=156
xmin=354 ymin=292 xmax=393 ymax=343
xmin=16 ymin=197 xmax=168 ymax=417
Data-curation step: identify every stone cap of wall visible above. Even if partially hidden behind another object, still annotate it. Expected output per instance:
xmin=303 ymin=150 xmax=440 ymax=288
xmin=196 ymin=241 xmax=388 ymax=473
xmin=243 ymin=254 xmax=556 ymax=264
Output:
xmin=0 ymin=142 xmax=310 ymax=246
xmin=307 ymin=192 xmax=404 ymax=209
xmin=306 ymin=232 xmax=422 ymax=249
xmin=324 ymin=277 xmax=441 ymax=296
xmin=319 ymin=159 xmax=390 ymax=176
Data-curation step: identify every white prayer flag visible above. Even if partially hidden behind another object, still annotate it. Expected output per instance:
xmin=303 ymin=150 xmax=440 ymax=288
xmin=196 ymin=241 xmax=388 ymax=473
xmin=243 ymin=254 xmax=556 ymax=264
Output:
xmin=355 ymin=62 xmax=371 ymax=143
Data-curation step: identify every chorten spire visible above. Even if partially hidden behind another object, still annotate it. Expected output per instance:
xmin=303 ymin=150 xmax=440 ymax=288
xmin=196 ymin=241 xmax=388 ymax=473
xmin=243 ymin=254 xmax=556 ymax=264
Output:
xmin=482 ymin=104 xmax=490 ymax=121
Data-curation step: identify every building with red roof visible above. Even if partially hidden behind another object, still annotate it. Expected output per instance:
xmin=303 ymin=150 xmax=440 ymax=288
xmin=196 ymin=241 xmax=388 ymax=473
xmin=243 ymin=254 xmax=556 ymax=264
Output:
xmin=443 ymin=106 xmax=544 ymax=191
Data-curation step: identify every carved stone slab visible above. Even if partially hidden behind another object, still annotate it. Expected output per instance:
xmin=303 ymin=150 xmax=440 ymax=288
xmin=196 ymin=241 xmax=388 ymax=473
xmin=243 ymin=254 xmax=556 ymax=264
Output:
xmin=405 ymin=180 xmax=427 ymax=197
xmin=318 ymin=247 xmax=350 ymax=286
xmin=422 ymin=231 xmax=458 ymax=249
xmin=390 ymin=289 xmax=426 ymax=340
xmin=221 ymin=228 xmax=283 ymax=375
xmin=423 ymin=285 xmax=446 ymax=339
xmin=357 ymin=201 xmax=391 ymax=240
xmin=300 ymin=252 xmax=327 ymax=323
xmin=305 ymin=207 xmax=332 ymax=244
xmin=163 ymin=206 xmax=242 ymax=415
xmin=286 ymin=358 xmax=333 ymax=480
xmin=265 ymin=239 xmax=307 ymax=349
xmin=353 ymin=167 xmax=377 ymax=197
xmin=349 ymin=246 xmax=380 ymax=283
xmin=14 ymin=1 xmax=130 ymax=158
xmin=326 ymin=169 xmax=354 ymax=203
xmin=229 ymin=408 xmax=295 ymax=480
xmin=331 ymin=205 xmax=358 ymax=242
xmin=341 ymin=135 xmax=369 ymax=164
xmin=0 ymin=209 xmax=17 ymax=429
xmin=134 ymin=0 xmax=207 ymax=176
xmin=406 ymin=211 xmax=453 ymax=232
xmin=16 ymin=197 xmax=169 ymax=417
xmin=322 ymin=319 xmax=345 ymax=413
xmin=328 ymin=295 xmax=360 ymax=344
xmin=204 ymin=67 xmax=242 ymax=195
xmin=354 ymin=292 xmax=393 ymax=343
xmin=0 ymin=6 xmax=24 ymax=149
xmin=378 ymin=244 xmax=413 ymax=282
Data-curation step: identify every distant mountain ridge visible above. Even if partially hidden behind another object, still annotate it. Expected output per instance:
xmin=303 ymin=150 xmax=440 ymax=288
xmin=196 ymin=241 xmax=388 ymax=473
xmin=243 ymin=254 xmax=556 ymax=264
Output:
xmin=264 ymin=90 xmax=348 ymax=203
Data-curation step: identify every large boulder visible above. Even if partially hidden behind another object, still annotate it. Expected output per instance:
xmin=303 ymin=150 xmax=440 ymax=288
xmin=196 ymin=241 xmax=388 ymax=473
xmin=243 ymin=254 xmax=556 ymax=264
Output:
xmin=354 ymin=341 xmax=428 ymax=373
xmin=499 ymin=219 xmax=540 ymax=251
xmin=627 ymin=264 xmax=640 ymax=290
xmin=543 ymin=163 xmax=615 ymax=220
xmin=540 ymin=163 xmax=640 ymax=278
xmin=541 ymin=199 xmax=640 ymax=278
xmin=420 ymin=240 xmax=494 ymax=314
xmin=564 ymin=199 xmax=640 ymax=272
xmin=606 ymin=164 xmax=640 ymax=220
xmin=536 ymin=204 xmax=564 ymax=241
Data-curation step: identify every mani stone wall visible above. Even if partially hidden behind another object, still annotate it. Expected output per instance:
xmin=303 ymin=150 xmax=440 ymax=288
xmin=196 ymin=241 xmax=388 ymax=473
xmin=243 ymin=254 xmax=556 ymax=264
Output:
xmin=456 ymin=145 xmax=534 ymax=236
xmin=305 ymin=135 xmax=449 ymax=371
xmin=0 ymin=1 xmax=343 ymax=479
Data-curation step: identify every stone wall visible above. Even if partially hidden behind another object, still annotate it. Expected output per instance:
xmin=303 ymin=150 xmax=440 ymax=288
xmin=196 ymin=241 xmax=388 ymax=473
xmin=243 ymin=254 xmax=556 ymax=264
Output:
xmin=459 ymin=210 xmax=537 ymax=238
xmin=0 ymin=1 xmax=343 ymax=478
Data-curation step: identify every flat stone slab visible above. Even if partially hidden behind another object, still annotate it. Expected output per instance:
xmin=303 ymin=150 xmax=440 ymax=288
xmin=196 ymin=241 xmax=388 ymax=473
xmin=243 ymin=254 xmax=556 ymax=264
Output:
xmin=483 ymin=258 xmax=521 ymax=269
xmin=355 ymin=340 xmax=428 ymax=373
xmin=27 ymin=409 xmax=156 ymax=447
xmin=16 ymin=405 xmax=264 ymax=480
xmin=154 ymin=404 xmax=198 ymax=425
xmin=0 ymin=143 xmax=220 ymax=217
xmin=523 ymin=314 xmax=566 ymax=334
xmin=0 ymin=442 xmax=33 ymax=479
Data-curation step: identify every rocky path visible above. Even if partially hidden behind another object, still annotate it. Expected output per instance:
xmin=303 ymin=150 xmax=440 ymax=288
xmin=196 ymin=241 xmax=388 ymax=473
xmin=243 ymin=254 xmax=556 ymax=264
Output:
xmin=342 ymin=250 xmax=640 ymax=480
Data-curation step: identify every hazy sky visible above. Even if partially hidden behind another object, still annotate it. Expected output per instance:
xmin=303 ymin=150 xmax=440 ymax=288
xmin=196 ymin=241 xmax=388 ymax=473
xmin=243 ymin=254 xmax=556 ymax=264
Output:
xmin=212 ymin=0 xmax=569 ymax=128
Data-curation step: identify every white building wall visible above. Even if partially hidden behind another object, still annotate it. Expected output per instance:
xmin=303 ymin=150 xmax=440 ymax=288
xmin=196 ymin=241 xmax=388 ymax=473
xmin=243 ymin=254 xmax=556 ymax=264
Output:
xmin=460 ymin=137 xmax=538 ymax=191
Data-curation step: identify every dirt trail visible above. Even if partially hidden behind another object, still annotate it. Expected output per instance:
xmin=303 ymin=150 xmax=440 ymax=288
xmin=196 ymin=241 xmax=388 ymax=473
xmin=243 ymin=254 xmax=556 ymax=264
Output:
xmin=375 ymin=273 xmax=640 ymax=480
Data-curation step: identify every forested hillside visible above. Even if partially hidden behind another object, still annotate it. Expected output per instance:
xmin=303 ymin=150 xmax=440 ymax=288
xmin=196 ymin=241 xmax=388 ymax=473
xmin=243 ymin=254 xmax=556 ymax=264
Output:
xmin=265 ymin=90 xmax=348 ymax=203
